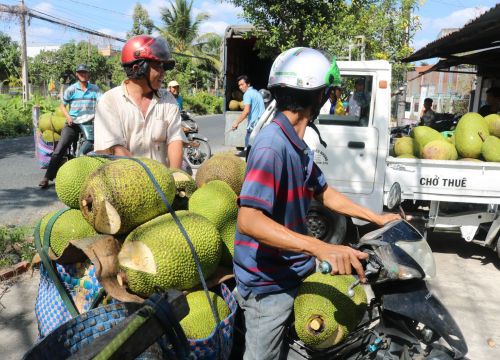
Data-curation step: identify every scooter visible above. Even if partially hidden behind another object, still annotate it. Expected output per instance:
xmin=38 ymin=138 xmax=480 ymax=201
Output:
xmin=75 ymin=119 xmax=94 ymax=157
xmin=181 ymin=110 xmax=211 ymax=170
xmin=286 ymin=184 xmax=468 ymax=360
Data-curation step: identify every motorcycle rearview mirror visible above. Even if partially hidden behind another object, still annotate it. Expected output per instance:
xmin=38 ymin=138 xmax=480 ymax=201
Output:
xmin=387 ymin=182 xmax=402 ymax=210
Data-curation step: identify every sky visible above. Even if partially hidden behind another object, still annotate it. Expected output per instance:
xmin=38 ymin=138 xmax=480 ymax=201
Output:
xmin=0 ymin=0 xmax=498 ymax=59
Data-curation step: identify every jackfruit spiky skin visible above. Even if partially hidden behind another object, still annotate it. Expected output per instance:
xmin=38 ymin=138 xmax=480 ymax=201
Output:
xmin=189 ymin=180 xmax=237 ymax=266
xmin=118 ymin=211 xmax=222 ymax=296
xmin=195 ymin=154 xmax=246 ymax=194
xmin=167 ymin=168 xmax=197 ymax=211
xmin=294 ymin=273 xmax=367 ymax=349
xmin=180 ymin=290 xmax=230 ymax=339
xmin=38 ymin=113 xmax=53 ymax=132
xmin=80 ymin=158 xmax=176 ymax=234
xmin=55 ymin=156 xmax=109 ymax=209
xmin=41 ymin=129 xmax=60 ymax=143
xmin=39 ymin=209 xmax=98 ymax=257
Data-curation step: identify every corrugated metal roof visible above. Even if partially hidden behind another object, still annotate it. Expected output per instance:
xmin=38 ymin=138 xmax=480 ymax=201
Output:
xmin=403 ymin=4 xmax=500 ymax=63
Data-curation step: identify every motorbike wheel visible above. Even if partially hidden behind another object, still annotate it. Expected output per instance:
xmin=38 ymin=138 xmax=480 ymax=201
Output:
xmin=185 ymin=139 xmax=211 ymax=169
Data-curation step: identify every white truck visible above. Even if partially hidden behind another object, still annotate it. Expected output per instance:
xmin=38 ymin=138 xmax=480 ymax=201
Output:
xmin=222 ymin=27 xmax=500 ymax=258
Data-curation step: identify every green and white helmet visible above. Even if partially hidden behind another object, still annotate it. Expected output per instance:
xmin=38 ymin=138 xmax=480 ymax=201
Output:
xmin=268 ymin=47 xmax=340 ymax=91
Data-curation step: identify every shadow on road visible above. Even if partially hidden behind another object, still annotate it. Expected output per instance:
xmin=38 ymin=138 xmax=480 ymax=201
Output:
xmin=0 ymin=136 xmax=35 ymax=160
xmin=428 ymin=231 xmax=500 ymax=270
xmin=0 ymin=186 xmax=58 ymax=211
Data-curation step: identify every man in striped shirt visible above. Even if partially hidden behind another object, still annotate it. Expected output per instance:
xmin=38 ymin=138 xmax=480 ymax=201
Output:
xmin=233 ymin=48 xmax=400 ymax=360
xmin=39 ymin=64 xmax=101 ymax=188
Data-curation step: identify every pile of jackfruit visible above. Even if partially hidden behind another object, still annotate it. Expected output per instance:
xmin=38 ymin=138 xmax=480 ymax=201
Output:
xmin=393 ymin=113 xmax=500 ymax=162
xmin=37 ymin=153 xmax=246 ymax=339
xmin=227 ymin=89 xmax=245 ymax=111
xmin=37 ymin=107 xmax=67 ymax=143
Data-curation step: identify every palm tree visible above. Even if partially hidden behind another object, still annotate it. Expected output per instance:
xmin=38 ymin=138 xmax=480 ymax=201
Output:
xmin=158 ymin=0 xmax=221 ymax=73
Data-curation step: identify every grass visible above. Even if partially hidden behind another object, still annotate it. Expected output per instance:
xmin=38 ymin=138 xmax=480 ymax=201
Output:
xmin=0 ymin=225 xmax=36 ymax=268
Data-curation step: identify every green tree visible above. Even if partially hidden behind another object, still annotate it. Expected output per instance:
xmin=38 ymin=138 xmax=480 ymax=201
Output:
xmin=224 ymin=0 xmax=420 ymax=85
xmin=29 ymin=41 xmax=112 ymax=90
xmin=127 ymin=3 xmax=154 ymax=38
xmin=158 ymin=0 xmax=222 ymax=91
xmin=0 ymin=32 xmax=21 ymax=82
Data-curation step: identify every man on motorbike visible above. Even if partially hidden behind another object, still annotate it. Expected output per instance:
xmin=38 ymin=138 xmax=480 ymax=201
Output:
xmin=39 ymin=64 xmax=101 ymax=188
xmin=233 ymin=47 xmax=400 ymax=360
xmin=93 ymin=35 xmax=184 ymax=168
xmin=167 ymin=80 xmax=184 ymax=110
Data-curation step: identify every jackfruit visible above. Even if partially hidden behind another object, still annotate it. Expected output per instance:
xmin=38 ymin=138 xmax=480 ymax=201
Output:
xmin=397 ymin=154 xmax=417 ymax=159
xmin=196 ymin=154 xmax=246 ymax=195
xmin=189 ymin=180 xmax=237 ymax=266
xmin=458 ymin=158 xmax=483 ymax=162
xmin=118 ymin=211 xmax=222 ymax=296
xmin=55 ymin=156 xmax=109 ymax=209
xmin=54 ymin=106 xmax=66 ymax=117
xmin=41 ymin=129 xmax=60 ymax=143
xmin=393 ymin=137 xmax=414 ymax=156
xmin=38 ymin=209 xmax=98 ymax=257
xmin=410 ymin=126 xmax=442 ymax=158
xmin=422 ymin=140 xmax=458 ymax=160
xmin=239 ymin=101 xmax=245 ymax=110
xmin=481 ymin=136 xmax=500 ymax=162
xmin=167 ymin=168 xmax=197 ymax=211
xmin=485 ymin=114 xmax=500 ymax=137
xmin=80 ymin=158 xmax=176 ymax=235
xmin=228 ymin=100 xmax=240 ymax=111
xmin=38 ymin=113 xmax=53 ymax=132
xmin=52 ymin=115 xmax=67 ymax=133
xmin=294 ymin=273 xmax=367 ymax=349
xmin=180 ymin=290 xmax=230 ymax=339
xmin=454 ymin=112 xmax=489 ymax=159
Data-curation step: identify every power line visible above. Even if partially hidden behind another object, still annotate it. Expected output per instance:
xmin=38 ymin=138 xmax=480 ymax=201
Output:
xmin=64 ymin=0 xmax=131 ymax=17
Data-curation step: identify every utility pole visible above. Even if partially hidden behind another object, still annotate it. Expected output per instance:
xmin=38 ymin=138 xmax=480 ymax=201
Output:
xmin=19 ymin=0 xmax=29 ymax=102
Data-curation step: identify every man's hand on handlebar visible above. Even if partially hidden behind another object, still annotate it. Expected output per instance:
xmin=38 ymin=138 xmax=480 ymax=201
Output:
xmin=374 ymin=213 xmax=402 ymax=226
xmin=315 ymin=244 xmax=368 ymax=283
xmin=67 ymin=117 xmax=73 ymax=125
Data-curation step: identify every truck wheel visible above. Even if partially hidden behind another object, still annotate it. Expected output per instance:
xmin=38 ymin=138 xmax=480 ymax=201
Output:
xmin=306 ymin=204 xmax=347 ymax=245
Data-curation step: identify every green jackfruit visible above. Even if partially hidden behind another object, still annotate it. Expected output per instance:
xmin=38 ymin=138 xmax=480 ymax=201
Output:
xmin=167 ymin=168 xmax=197 ymax=211
xmin=38 ymin=113 xmax=53 ymax=132
xmin=397 ymin=154 xmax=417 ymax=159
xmin=41 ymin=129 xmax=60 ymax=143
xmin=394 ymin=137 xmax=414 ymax=156
xmin=485 ymin=114 xmax=500 ymax=137
xmin=481 ymin=136 xmax=500 ymax=162
xmin=52 ymin=115 xmax=66 ymax=133
xmin=458 ymin=158 xmax=483 ymax=162
xmin=180 ymin=291 xmax=230 ymax=339
xmin=422 ymin=140 xmax=458 ymax=160
xmin=54 ymin=106 xmax=66 ymax=117
xmin=454 ymin=112 xmax=489 ymax=159
xmin=189 ymin=180 xmax=237 ymax=266
xmin=80 ymin=158 xmax=176 ymax=235
xmin=118 ymin=211 xmax=222 ymax=296
xmin=196 ymin=154 xmax=246 ymax=194
xmin=55 ymin=156 xmax=109 ymax=209
xmin=410 ymin=126 xmax=443 ymax=158
xmin=39 ymin=209 xmax=97 ymax=257
xmin=294 ymin=273 xmax=367 ymax=349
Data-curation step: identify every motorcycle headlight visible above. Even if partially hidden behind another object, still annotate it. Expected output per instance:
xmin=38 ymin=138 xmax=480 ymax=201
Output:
xmin=374 ymin=244 xmax=425 ymax=280
xmin=395 ymin=239 xmax=436 ymax=279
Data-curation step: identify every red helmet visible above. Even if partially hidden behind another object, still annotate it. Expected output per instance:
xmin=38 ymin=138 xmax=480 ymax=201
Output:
xmin=121 ymin=35 xmax=174 ymax=67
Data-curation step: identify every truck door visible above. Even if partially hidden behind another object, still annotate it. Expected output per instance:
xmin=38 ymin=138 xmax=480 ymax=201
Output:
xmin=304 ymin=73 xmax=380 ymax=195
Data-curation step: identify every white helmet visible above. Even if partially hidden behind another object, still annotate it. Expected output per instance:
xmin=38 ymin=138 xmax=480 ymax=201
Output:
xmin=268 ymin=47 xmax=340 ymax=91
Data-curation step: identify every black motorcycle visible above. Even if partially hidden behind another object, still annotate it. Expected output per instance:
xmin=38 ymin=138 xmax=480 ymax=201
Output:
xmin=75 ymin=119 xmax=94 ymax=157
xmin=286 ymin=186 xmax=467 ymax=360
xmin=181 ymin=110 xmax=211 ymax=170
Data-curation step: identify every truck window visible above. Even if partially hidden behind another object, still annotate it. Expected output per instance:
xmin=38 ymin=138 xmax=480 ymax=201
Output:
xmin=317 ymin=75 xmax=373 ymax=127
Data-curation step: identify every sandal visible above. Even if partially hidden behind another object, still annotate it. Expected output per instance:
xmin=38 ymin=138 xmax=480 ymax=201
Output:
xmin=38 ymin=178 xmax=49 ymax=189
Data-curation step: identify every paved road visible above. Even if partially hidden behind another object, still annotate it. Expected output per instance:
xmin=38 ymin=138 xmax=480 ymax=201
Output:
xmin=1 ymin=114 xmax=499 ymax=359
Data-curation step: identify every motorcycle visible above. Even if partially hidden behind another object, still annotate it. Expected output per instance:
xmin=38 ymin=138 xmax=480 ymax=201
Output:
xmin=181 ymin=110 xmax=211 ymax=171
xmin=74 ymin=119 xmax=94 ymax=157
xmin=285 ymin=184 xmax=468 ymax=360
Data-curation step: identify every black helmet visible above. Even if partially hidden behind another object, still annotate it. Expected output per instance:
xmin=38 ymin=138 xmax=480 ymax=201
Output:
xmin=259 ymin=88 xmax=272 ymax=103
xmin=76 ymin=64 xmax=90 ymax=73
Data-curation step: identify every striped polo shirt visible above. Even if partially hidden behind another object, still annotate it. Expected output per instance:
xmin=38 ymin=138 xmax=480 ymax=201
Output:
xmin=234 ymin=112 xmax=327 ymax=297
xmin=63 ymin=82 xmax=101 ymax=124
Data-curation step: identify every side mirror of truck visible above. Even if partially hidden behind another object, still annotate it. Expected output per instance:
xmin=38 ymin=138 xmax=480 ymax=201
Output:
xmin=387 ymin=182 xmax=402 ymax=210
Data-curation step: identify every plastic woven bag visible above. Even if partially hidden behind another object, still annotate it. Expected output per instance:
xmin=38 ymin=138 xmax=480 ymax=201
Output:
xmin=34 ymin=129 xmax=55 ymax=169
